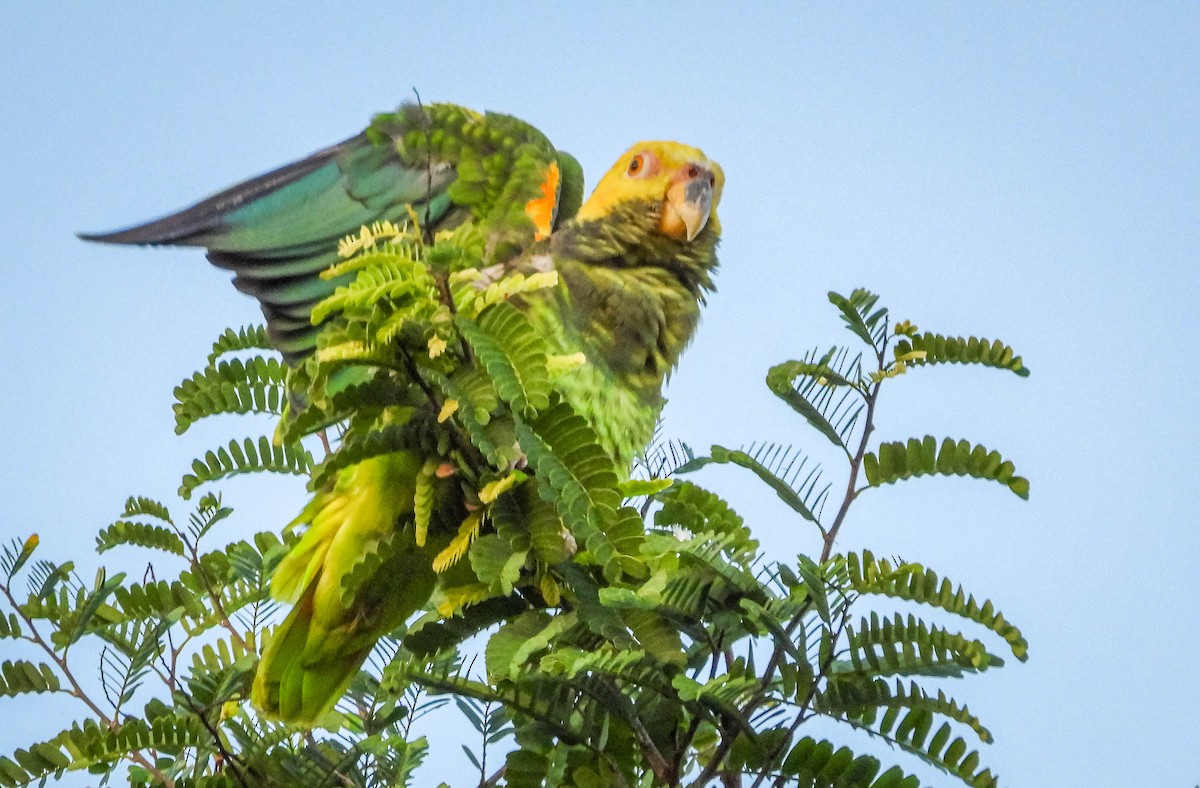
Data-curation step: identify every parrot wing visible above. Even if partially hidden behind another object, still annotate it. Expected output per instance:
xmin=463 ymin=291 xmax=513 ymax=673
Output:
xmin=81 ymin=104 xmax=583 ymax=363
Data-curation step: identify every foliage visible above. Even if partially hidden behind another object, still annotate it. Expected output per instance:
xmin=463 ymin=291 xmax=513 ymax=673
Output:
xmin=2 ymin=211 xmax=1031 ymax=788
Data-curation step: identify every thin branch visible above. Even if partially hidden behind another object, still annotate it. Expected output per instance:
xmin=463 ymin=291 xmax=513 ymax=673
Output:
xmin=0 ymin=582 xmax=176 ymax=787
xmin=819 ymin=338 xmax=887 ymax=564
xmin=176 ymin=521 xmax=246 ymax=650
xmin=751 ymin=604 xmax=853 ymax=788
xmin=176 ymin=691 xmax=253 ymax=788
xmin=412 ymin=87 xmax=436 ymax=247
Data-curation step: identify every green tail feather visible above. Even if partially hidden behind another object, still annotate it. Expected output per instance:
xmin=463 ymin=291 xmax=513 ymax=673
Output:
xmin=251 ymin=452 xmax=457 ymax=725
xmin=253 ymin=547 xmax=442 ymax=724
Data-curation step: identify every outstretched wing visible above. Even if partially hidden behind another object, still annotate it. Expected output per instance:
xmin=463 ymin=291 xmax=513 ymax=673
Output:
xmin=82 ymin=103 xmax=583 ymax=363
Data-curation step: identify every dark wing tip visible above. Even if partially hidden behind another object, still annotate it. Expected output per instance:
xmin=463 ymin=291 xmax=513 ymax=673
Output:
xmin=77 ymin=225 xmax=190 ymax=246
xmin=77 ymin=133 xmax=366 ymax=248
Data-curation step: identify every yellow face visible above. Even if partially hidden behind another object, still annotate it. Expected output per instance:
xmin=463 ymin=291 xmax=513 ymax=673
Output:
xmin=576 ymin=141 xmax=724 ymax=242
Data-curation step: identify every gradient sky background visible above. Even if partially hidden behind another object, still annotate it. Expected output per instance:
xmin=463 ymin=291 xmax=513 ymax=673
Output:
xmin=2 ymin=4 xmax=1198 ymax=786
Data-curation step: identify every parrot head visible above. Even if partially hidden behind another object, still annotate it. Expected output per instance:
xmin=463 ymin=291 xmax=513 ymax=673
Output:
xmin=575 ymin=141 xmax=723 ymax=242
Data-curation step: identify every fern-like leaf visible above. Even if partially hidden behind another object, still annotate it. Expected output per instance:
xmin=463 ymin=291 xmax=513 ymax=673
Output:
xmin=777 ymin=737 xmax=920 ymax=787
xmin=637 ymin=438 xmax=696 ymax=480
xmin=457 ymin=301 xmax=552 ymax=415
xmin=847 ymin=551 xmax=1028 ymax=661
xmin=0 ymin=716 xmax=208 ymax=787
xmin=822 ymin=676 xmax=993 ymax=744
xmin=654 ymin=480 xmax=758 ymax=562
xmin=0 ymin=537 xmax=38 ymax=581
xmin=862 ymin=436 xmax=1029 ymax=499
xmin=173 ymin=356 xmax=289 ymax=435
xmin=895 ymin=332 xmax=1029 ymax=377
xmin=766 ymin=355 xmax=864 ymax=449
xmin=206 ymin=324 xmax=272 ymax=365
xmin=95 ymin=521 xmax=184 ymax=556
xmin=0 ymin=615 xmax=21 ymax=640
xmin=404 ymin=596 xmax=527 ymax=657
xmin=514 ymin=403 xmax=643 ymax=582
xmin=871 ymin=706 xmax=999 ymax=787
xmin=0 ymin=661 xmax=60 ymax=698
xmin=681 ymin=444 xmax=826 ymax=524
xmin=179 ymin=436 xmax=314 ymax=499
xmin=52 ymin=570 xmax=125 ymax=649
xmin=834 ymin=612 xmax=1003 ymax=680
xmin=121 ymin=497 xmax=172 ymax=524
xmin=829 ymin=289 xmax=889 ymax=348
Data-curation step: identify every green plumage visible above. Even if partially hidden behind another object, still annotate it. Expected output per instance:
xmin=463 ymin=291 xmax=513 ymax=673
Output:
xmin=84 ymin=103 xmax=720 ymax=725
xmin=526 ymin=202 xmax=718 ymax=469
xmin=83 ymin=103 xmax=579 ymax=363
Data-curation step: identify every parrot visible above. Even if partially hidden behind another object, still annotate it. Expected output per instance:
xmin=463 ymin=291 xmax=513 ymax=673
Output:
xmin=82 ymin=103 xmax=723 ymax=725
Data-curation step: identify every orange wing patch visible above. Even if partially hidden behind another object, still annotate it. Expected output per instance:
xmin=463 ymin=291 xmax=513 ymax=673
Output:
xmin=524 ymin=160 xmax=559 ymax=240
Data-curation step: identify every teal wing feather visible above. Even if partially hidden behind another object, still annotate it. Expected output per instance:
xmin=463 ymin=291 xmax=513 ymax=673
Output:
xmin=82 ymin=104 xmax=581 ymax=364
xmin=81 ymin=129 xmax=456 ymax=361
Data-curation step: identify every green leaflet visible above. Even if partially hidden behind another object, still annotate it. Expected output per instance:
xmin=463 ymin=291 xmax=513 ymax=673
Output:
xmin=514 ymin=403 xmax=646 ymax=582
xmin=206 ymin=324 xmax=272 ymax=365
xmin=616 ymin=477 xmax=673 ymax=498
xmin=0 ymin=615 xmax=21 ymax=640
xmin=862 ymin=436 xmax=1030 ymax=499
xmin=829 ymin=289 xmax=889 ymax=348
xmin=848 ymin=551 xmax=1028 ymax=661
xmin=653 ymin=480 xmax=758 ymax=562
xmin=834 ymin=611 xmax=1003 ymax=680
xmin=504 ymin=749 xmax=554 ymax=788
xmin=618 ymin=609 xmax=686 ymax=667
xmin=484 ymin=610 xmax=553 ymax=680
xmin=457 ymin=301 xmax=552 ymax=416
xmin=670 ymin=670 xmax=761 ymax=718
xmin=413 ymin=458 xmax=439 ymax=547
xmin=766 ymin=358 xmax=859 ymax=448
xmin=0 ymin=716 xmax=208 ymax=788
xmin=173 ymin=355 xmax=288 ymax=435
xmin=895 ymin=332 xmax=1029 ymax=377
xmin=179 ymin=436 xmax=314 ymax=499
xmin=526 ymin=494 xmax=572 ymax=565
xmin=681 ymin=444 xmax=823 ymax=523
xmin=468 ymin=533 xmax=526 ymax=595
xmin=491 ymin=611 xmax=579 ymax=681
xmin=0 ymin=660 xmax=59 ymax=698
xmin=95 ymin=521 xmax=184 ymax=556
xmin=778 ymin=738 xmax=920 ymax=787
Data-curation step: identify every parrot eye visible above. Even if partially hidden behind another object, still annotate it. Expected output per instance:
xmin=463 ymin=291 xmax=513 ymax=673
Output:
xmin=627 ymin=155 xmax=644 ymax=175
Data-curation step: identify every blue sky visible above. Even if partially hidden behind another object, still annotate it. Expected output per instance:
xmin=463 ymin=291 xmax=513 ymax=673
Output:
xmin=2 ymin=4 xmax=1198 ymax=786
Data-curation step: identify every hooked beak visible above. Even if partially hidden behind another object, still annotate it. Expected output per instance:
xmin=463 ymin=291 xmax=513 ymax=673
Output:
xmin=662 ymin=164 xmax=715 ymax=242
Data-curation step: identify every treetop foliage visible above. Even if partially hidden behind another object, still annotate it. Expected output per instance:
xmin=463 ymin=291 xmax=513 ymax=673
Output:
xmin=1 ymin=217 xmax=1031 ymax=787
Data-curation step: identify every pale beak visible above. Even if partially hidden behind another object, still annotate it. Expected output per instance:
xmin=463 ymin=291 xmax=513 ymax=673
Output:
xmin=663 ymin=165 xmax=715 ymax=242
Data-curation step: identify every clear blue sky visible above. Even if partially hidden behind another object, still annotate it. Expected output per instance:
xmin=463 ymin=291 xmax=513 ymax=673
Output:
xmin=2 ymin=4 xmax=1198 ymax=786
